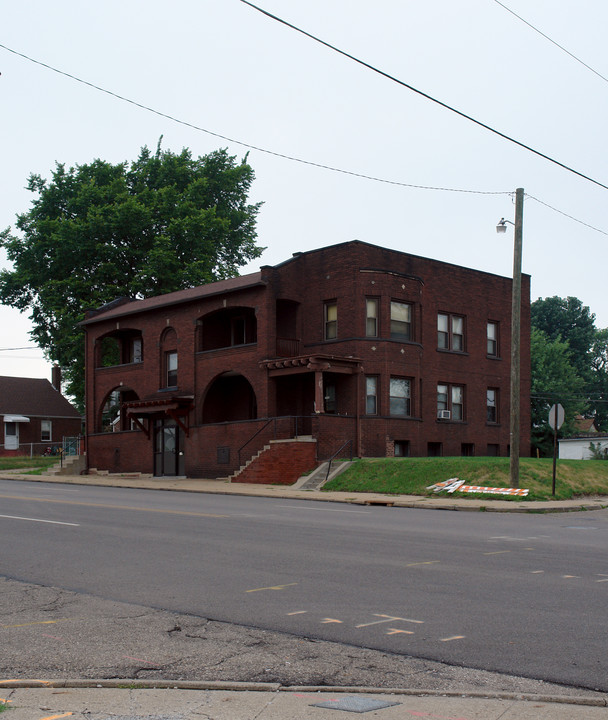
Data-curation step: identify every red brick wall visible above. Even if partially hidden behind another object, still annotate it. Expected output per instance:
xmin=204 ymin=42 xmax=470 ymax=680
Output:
xmin=83 ymin=240 xmax=531 ymax=475
xmin=231 ymin=439 xmax=317 ymax=484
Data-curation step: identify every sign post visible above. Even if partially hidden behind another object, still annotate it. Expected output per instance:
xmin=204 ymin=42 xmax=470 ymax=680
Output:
xmin=548 ymin=403 xmax=565 ymax=496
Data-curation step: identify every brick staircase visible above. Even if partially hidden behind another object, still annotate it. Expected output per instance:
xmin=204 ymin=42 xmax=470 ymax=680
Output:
xmin=230 ymin=437 xmax=318 ymax=485
xmin=43 ymin=453 xmax=86 ymax=476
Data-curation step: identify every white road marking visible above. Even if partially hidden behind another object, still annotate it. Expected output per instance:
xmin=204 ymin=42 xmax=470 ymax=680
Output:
xmin=0 ymin=514 xmax=79 ymax=527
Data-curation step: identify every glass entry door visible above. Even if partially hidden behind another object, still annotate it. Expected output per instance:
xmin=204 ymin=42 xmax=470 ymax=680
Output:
xmin=154 ymin=419 xmax=185 ymax=476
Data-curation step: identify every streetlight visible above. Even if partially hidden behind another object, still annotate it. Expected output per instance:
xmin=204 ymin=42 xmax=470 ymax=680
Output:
xmin=496 ymin=188 xmax=524 ymax=489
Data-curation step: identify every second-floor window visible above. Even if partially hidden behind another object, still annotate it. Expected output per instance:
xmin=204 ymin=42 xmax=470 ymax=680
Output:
xmin=366 ymin=298 xmax=379 ymax=337
xmin=437 ymin=383 xmax=464 ymax=420
xmin=166 ymin=351 xmax=178 ymax=387
xmin=324 ymin=301 xmax=337 ymax=340
xmin=390 ymin=301 xmax=412 ymax=341
xmin=438 ymin=313 xmax=464 ymax=351
xmin=487 ymin=321 xmax=499 ymax=357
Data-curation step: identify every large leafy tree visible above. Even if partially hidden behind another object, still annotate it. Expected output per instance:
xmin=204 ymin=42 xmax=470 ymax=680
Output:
xmin=531 ymin=296 xmax=596 ymax=379
xmin=0 ymin=143 xmax=263 ymax=408
xmin=530 ymin=327 xmax=585 ymax=455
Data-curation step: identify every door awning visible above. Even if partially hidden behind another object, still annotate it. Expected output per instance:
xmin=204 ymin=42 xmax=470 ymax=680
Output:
xmin=3 ymin=415 xmax=30 ymax=423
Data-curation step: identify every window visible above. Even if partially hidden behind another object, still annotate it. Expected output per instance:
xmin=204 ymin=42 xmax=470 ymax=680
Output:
xmin=324 ymin=302 xmax=337 ymax=340
xmin=461 ymin=443 xmax=475 ymax=457
xmin=390 ymin=301 xmax=412 ymax=341
xmin=324 ymin=383 xmax=336 ymax=413
xmin=365 ymin=376 xmax=378 ymax=414
xmin=390 ymin=377 xmax=411 ymax=416
xmin=427 ymin=442 xmax=442 ymax=457
xmin=130 ymin=337 xmax=143 ymax=363
xmin=394 ymin=440 xmax=410 ymax=457
xmin=487 ymin=321 xmax=499 ymax=357
xmin=437 ymin=313 xmax=465 ymax=351
xmin=487 ymin=388 xmax=498 ymax=423
xmin=166 ymin=351 xmax=178 ymax=387
xmin=437 ymin=383 xmax=464 ymax=420
xmin=366 ymin=298 xmax=378 ymax=337
xmin=41 ymin=420 xmax=52 ymax=442
xmin=486 ymin=443 xmax=500 ymax=456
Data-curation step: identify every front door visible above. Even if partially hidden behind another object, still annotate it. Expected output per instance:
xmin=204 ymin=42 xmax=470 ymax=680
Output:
xmin=4 ymin=422 xmax=18 ymax=451
xmin=153 ymin=419 xmax=185 ymax=476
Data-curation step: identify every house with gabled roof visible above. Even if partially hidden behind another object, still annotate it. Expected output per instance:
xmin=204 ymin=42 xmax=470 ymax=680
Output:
xmin=0 ymin=370 xmax=82 ymax=455
xmin=81 ymin=240 xmax=531 ymax=481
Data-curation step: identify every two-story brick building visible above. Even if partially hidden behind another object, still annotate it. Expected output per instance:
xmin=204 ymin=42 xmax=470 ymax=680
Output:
xmin=81 ymin=240 xmax=531 ymax=480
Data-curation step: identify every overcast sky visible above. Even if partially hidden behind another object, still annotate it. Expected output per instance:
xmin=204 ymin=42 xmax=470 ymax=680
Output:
xmin=2 ymin=0 xmax=607 ymax=380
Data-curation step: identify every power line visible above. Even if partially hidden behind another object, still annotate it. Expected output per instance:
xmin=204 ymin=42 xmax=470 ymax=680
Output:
xmin=1 ymin=43 xmax=607 ymax=234
xmin=492 ymin=0 xmax=608 ymax=86
xmin=0 ymin=42 xmax=505 ymax=197
xmin=240 ymin=0 xmax=608 ymax=192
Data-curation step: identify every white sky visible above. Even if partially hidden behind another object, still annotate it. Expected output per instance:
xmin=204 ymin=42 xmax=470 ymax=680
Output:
xmin=2 ymin=0 xmax=607 ymax=380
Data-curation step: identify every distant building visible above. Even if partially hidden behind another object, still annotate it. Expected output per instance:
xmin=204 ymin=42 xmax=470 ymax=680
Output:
xmin=559 ymin=415 xmax=608 ymax=459
xmin=0 ymin=369 xmax=82 ymax=455
xmin=81 ymin=240 xmax=531 ymax=480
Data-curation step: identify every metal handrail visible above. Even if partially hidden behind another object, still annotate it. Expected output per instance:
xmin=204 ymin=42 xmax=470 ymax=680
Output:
xmin=325 ymin=439 xmax=353 ymax=481
xmin=237 ymin=418 xmax=276 ymax=467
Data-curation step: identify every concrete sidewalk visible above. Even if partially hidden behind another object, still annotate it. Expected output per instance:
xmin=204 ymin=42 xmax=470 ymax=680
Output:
xmin=2 ymin=469 xmax=608 ymax=513
xmin=1 ymin=680 xmax=607 ymax=720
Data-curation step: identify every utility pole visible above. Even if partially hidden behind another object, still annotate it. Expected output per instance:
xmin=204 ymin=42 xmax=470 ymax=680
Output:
xmin=509 ymin=188 xmax=524 ymax=489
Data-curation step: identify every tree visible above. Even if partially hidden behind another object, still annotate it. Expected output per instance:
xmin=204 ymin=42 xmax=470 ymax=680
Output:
xmin=0 ymin=143 xmax=263 ymax=408
xmin=531 ymin=296 xmax=596 ymax=379
xmin=530 ymin=328 xmax=585 ymax=456
xmin=589 ymin=328 xmax=608 ymax=430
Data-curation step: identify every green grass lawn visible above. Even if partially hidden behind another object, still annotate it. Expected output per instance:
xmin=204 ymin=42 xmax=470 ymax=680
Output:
xmin=323 ymin=456 xmax=608 ymax=501
xmin=0 ymin=456 xmax=58 ymax=473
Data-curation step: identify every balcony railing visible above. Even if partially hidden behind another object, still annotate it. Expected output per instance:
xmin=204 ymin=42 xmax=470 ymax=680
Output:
xmin=276 ymin=337 xmax=302 ymax=357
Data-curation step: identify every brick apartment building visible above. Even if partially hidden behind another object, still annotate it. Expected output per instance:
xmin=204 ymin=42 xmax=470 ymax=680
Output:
xmin=81 ymin=240 xmax=531 ymax=481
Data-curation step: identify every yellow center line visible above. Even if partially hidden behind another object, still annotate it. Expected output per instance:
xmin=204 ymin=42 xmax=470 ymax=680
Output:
xmin=483 ymin=550 xmax=511 ymax=555
xmin=405 ymin=560 xmax=440 ymax=567
xmin=246 ymin=583 xmax=298 ymax=593
xmin=0 ymin=493 xmax=228 ymax=519
xmin=1 ymin=619 xmax=69 ymax=629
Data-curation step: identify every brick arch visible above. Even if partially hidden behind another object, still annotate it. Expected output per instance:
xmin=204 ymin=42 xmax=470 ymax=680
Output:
xmin=97 ymin=386 xmax=140 ymax=433
xmin=201 ymin=372 xmax=257 ymax=424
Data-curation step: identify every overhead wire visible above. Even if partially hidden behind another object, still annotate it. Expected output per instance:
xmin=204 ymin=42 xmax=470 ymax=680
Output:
xmin=0 ymin=42 xmax=505 ymax=197
xmin=240 ymin=0 xmax=608 ymax=192
xmin=0 ymin=38 xmax=606 ymax=232
xmin=492 ymin=0 xmax=608 ymax=86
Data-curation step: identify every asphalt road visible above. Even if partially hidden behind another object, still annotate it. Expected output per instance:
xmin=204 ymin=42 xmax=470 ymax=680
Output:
xmin=1 ymin=479 xmax=607 ymax=691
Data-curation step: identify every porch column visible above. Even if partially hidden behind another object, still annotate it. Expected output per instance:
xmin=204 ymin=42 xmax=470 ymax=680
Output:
xmin=314 ymin=370 xmax=324 ymax=413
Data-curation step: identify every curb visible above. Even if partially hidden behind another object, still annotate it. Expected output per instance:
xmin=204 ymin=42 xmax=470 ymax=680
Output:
xmin=1 ymin=679 xmax=605 ymax=707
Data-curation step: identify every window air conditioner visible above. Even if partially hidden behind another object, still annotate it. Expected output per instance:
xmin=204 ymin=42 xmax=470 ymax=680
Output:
xmin=438 ymin=410 xmax=451 ymax=419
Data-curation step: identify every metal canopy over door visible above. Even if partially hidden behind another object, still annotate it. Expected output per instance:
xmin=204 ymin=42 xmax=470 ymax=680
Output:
xmin=154 ymin=419 xmax=185 ymax=477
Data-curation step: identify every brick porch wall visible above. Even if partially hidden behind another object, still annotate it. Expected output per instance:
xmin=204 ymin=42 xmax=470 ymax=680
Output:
xmin=231 ymin=438 xmax=317 ymax=485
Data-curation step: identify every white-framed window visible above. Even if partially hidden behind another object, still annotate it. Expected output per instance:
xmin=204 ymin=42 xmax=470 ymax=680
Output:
xmin=487 ymin=388 xmax=498 ymax=423
xmin=324 ymin=301 xmax=337 ymax=340
xmin=366 ymin=298 xmax=379 ymax=337
xmin=487 ymin=321 xmax=499 ymax=357
xmin=166 ymin=351 xmax=178 ymax=387
xmin=365 ymin=376 xmax=378 ymax=414
xmin=390 ymin=377 xmax=411 ymax=416
xmin=390 ymin=301 xmax=412 ymax=341
xmin=41 ymin=420 xmax=52 ymax=442
xmin=438 ymin=313 xmax=465 ymax=351
xmin=437 ymin=383 xmax=464 ymax=420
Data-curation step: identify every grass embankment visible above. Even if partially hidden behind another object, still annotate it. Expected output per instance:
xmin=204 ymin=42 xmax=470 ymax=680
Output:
xmin=0 ymin=456 xmax=57 ymax=473
xmin=323 ymin=457 xmax=608 ymax=501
